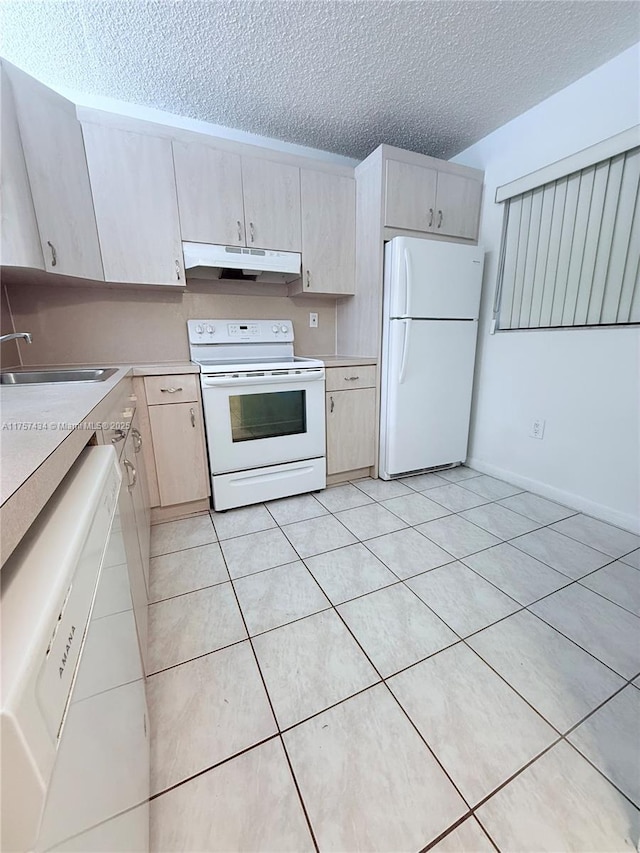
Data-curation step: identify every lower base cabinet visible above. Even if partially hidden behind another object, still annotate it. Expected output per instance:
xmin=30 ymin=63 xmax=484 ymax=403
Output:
xmin=326 ymin=387 xmax=376 ymax=476
xmin=148 ymin=399 xmax=210 ymax=507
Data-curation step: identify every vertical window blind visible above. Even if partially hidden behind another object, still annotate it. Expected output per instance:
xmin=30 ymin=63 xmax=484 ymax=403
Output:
xmin=495 ymin=145 xmax=640 ymax=330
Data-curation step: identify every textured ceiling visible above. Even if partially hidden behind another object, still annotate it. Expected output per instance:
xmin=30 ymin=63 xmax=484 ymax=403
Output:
xmin=1 ymin=1 xmax=638 ymax=160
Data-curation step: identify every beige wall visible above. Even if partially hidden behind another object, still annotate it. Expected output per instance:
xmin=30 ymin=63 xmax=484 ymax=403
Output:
xmin=1 ymin=285 xmax=20 ymax=367
xmin=5 ymin=278 xmax=337 ymax=366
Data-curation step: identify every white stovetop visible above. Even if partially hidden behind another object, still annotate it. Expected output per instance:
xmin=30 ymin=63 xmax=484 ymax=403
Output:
xmin=195 ymin=356 xmax=324 ymax=375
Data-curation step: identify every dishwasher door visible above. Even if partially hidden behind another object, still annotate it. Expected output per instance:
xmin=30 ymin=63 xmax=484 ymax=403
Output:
xmin=1 ymin=446 xmax=149 ymax=853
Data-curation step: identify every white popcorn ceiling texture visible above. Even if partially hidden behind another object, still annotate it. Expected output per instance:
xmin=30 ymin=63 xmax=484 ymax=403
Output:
xmin=0 ymin=1 xmax=637 ymax=160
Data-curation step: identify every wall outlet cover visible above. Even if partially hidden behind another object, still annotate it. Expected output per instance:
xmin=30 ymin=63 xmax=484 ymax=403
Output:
xmin=530 ymin=418 xmax=546 ymax=440
xmin=309 ymin=313 xmax=319 ymax=328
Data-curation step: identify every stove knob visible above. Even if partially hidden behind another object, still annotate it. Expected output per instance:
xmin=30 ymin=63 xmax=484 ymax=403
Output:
xmin=272 ymin=325 xmax=279 ymax=333
xmin=206 ymin=324 xmax=214 ymax=334
xmin=280 ymin=324 xmax=288 ymax=333
xmin=195 ymin=324 xmax=204 ymax=334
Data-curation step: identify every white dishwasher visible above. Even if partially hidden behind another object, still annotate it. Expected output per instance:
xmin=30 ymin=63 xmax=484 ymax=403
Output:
xmin=1 ymin=445 xmax=149 ymax=853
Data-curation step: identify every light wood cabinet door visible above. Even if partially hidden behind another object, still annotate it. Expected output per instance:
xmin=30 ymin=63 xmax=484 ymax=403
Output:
xmin=384 ymin=159 xmax=437 ymax=231
xmin=83 ymin=123 xmax=184 ymax=285
xmin=130 ymin=413 xmax=151 ymax=596
xmin=173 ymin=141 xmax=245 ymax=245
xmin=434 ymin=171 xmax=483 ymax=240
xmin=149 ymin=402 xmax=210 ymax=506
xmin=0 ymin=64 xmax=43 ymax=269
xmin=241 ymin=157 xmax=301 ymax=251
xmin=6 ymin=63 xmax=103 ymax=279
xmin=326 ymin=388 xmax=376 ymax=475
xmin=120 ymin=431 xmax=148 ymax=673
xmin=300 ymin=169 xmax=355 ymax=295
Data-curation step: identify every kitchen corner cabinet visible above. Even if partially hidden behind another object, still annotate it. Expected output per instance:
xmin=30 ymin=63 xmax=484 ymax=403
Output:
xmin=82 ymin=123 xmax=184 ymax=285
xmin=4 ymin=63 xmax=103 ymax=279
xmin=384 ymin=157 xmax=482 ymax=240
xmin=293 ymin=169 xmax=355 ymax=296
xmin=145 ymin=375 xmax=210 ymax=507
xmin=325 ymin=366 xmax=377 ymax=477
xmin=0 ymin=64 xmax=43 ymax=269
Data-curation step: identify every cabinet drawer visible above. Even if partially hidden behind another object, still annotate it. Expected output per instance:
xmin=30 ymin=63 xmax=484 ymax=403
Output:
xmin=325 ymin=365 xmax=376 ymax=391
xmin=144 ymin=374 xmax=199 ymax=405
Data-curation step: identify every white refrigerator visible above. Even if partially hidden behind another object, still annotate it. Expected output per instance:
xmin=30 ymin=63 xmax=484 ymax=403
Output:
xmin=379 ymin=236 xmax=485 ymax=479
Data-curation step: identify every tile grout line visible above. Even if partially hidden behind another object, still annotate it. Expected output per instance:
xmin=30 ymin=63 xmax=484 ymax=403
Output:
xmin=219 ymin=538 xmax=322 ymax=853
xmin=148 ymin=474 xmax=639 ymax=844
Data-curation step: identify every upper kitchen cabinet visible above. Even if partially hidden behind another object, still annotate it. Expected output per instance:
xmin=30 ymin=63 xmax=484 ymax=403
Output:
xmin=82 ymin=123 xmax=184 ymax=285
xmin=4 ymin=63 xmax=103 ymax=279
xmin=384 ymin=159 xmax=438 ymax=233
xmin=172 ymin=141 xmax=245 ymax=245
xmin=291 ymin=168 xmax=355 ymax=296
xmin=241 ymin=157 xmax=302 ymax=252
xmin=0 ymin=63 xmax=43 ymax=269
xmin=383 ymin=149 xmax=483 ymax=241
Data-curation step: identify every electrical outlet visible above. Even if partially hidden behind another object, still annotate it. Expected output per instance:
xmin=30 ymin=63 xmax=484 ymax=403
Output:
xmin=530 ymin=418 xmax=546 ymax=440
xmin=309 ymin=312 xmax=318 ymax=328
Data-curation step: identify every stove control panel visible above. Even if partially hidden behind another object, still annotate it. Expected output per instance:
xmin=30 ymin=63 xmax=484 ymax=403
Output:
xmin=188 ymin=319 xmax=294 ymax=344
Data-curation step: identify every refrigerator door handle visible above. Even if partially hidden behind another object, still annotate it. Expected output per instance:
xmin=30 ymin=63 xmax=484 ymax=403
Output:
xmin=398 ymin=319 xmax=411 ymax=384
xmin=404 ymin=248 xmax=413 ymax=317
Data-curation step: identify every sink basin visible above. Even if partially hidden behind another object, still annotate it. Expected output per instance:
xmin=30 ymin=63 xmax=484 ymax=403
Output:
xmin=0 ymin=368 xmax=119 ymax=385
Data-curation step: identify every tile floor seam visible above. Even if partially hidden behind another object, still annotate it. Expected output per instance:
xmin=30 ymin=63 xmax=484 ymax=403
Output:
xmin=575 ymin=574 xmax=640 ymax=618
xmin=560 ymin=731 xmax=640 ymax=812
xmin=146 ymin=635 xmax=249 ymax=679
xmin=420 ymin=812 xmax=501 ymax=853
xmin=455 ymin=552 xmax=561 ymax=608
xmin=220 ymin=542 xmax=321 ymax=851
xmin=151 ymin=478 xmax=639 ymax=848
xmin=148 ymin=575 xmax=231 ymax=606
xmin=522 ymin=602 xmax=638 ymax=681
xmin=148 ymin=732 xmax=281 ymax=801
xmin=508 ymin=536 xmax=622 ymax=579
xmin=546 ymin=522 xmax=640 ymax=557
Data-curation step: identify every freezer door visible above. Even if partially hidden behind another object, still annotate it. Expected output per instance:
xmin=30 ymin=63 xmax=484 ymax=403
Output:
xmin=385 ymin=236 xmax=484 ymax=319
xmin=380 ymin=319 xmax=478 ymax=477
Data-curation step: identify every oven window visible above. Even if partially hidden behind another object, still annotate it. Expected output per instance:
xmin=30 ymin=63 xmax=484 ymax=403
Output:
xmin=229 ymin=390 xmax=307 ymax=442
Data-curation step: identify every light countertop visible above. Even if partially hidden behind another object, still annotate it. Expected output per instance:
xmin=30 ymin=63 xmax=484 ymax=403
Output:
xmin=0 ymin=361 xmax=201 ymax=565
xmin=317 ymin=355 xmax=378 ymax=367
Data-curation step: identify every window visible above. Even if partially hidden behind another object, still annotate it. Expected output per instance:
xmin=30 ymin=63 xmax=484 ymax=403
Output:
xmin=494 ymin=140 xmax=640 ymax=330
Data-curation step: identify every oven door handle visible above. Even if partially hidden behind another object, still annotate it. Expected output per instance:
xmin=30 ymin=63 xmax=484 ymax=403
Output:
xmin=201 ymin=369 xmax=325 ymax=388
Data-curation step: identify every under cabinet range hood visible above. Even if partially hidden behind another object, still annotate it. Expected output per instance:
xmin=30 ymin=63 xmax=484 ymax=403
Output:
xmin=182 ymin=242 xmax=301 ymax=284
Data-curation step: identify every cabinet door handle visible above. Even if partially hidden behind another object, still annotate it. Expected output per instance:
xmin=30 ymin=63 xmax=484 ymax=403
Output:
xmin=437 ymin=210 xmax=443 ymax=229
xmin=330 ymin=396 xmax=334 ymax=413
xmin=306 ymin=269 xmax=311 ymax=288
xmin=47 ymin=240 xmax=57 ymax=267
xmin=160 ymin=387 xmax=183 ymax=393
xmin=175 ymin=259 xmax=181 ymax=280
xmin=124 ymin=458 xmax=137 ymax=490
xmin=190 ymin=407 xmax=196 ymax=428
xmin=132 ymin=427 xmax=142 ymax=453
xmin=344 ymin=375 xmax=360 ymax=381
xmin=111 ymin=428 xmax=126 ymax=444
xmin=249 ymin=222 xmax=255 ymax=243
xmin=428 ymin=208 xmax=434 ymax=228
xmin=237 ymin=220 xmax=242 ymax=241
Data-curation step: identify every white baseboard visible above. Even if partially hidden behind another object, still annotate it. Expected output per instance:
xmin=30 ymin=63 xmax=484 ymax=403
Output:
xmin=466 ymin=456 xmax=640 ymax=535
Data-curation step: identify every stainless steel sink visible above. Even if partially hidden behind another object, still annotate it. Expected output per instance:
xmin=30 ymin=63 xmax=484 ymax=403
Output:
xmin=0 ymin=368 xmax=119 ymax=385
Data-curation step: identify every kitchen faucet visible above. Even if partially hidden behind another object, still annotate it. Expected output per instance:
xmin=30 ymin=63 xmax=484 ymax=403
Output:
xmin=0 ymin=332 xmax=32 ymax=344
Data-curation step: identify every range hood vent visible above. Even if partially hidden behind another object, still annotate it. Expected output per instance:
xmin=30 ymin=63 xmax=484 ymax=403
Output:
xmin=183 ymin=242 xmax=301 ymax=284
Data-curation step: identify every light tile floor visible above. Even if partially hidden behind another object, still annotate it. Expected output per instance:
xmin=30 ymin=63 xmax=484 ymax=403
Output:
xmin=148 ymin=469 xmax=640 ymax=852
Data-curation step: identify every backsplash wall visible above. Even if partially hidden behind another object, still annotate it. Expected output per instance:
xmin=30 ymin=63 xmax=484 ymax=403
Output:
xmin=1 ymin=285 xmax=20 ymax=368
xmin=5 ymin=280 xmax=337 ymax=366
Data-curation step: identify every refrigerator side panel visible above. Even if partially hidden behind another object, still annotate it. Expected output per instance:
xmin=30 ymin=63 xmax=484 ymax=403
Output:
xmin=399 ymin=237 xmax=484 ymax=319
xmin=380 ymin=320 xmax=479 ymax=477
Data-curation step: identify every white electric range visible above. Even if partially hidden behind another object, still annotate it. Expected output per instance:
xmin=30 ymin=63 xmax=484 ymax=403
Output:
xmin=188 ymin=319 xmax=326 ymax=510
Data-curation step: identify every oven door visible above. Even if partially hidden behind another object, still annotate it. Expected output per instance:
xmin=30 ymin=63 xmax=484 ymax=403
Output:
xmin=200 ymin=368 xmax=326 ymax=474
